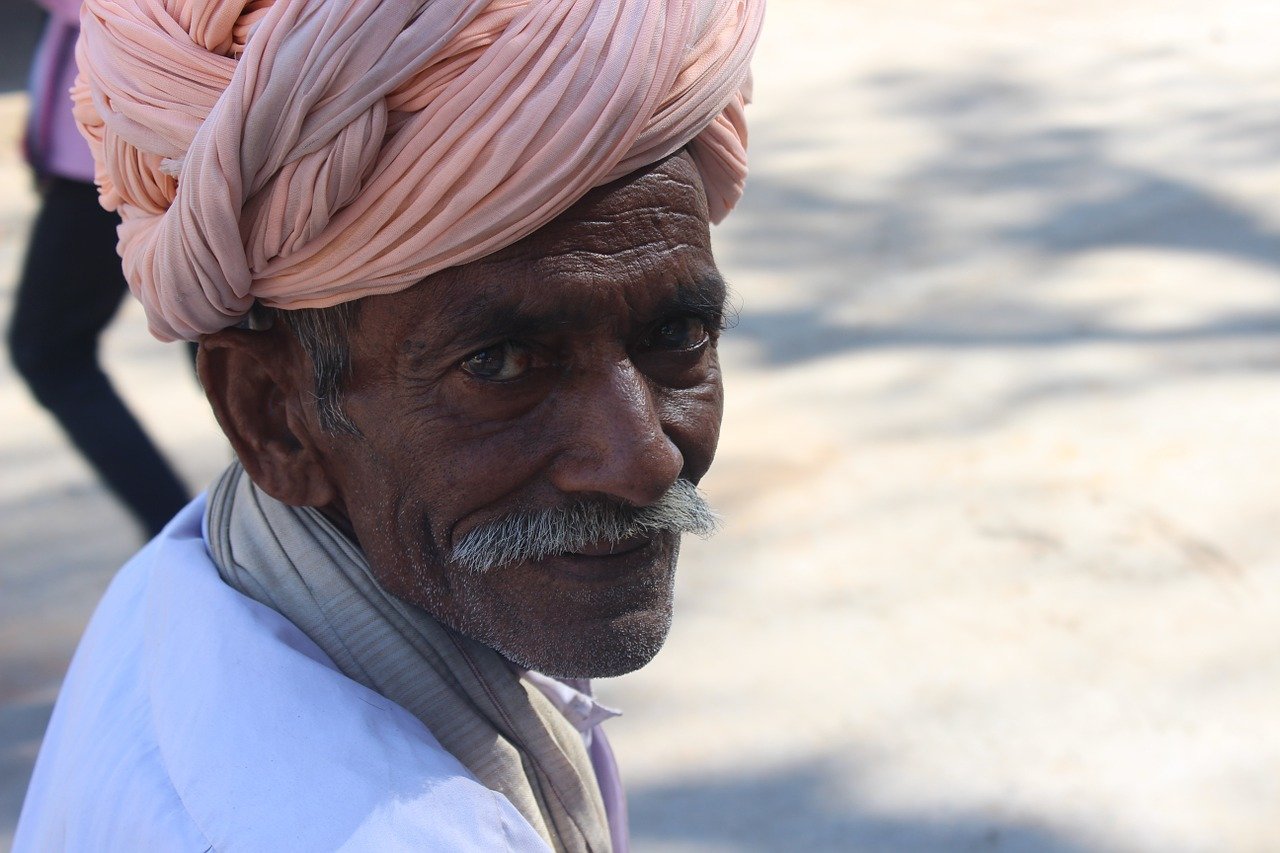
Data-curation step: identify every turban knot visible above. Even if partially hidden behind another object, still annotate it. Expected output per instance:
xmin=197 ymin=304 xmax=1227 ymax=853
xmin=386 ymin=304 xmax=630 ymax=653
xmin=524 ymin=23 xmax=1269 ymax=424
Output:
xmin=73 ymin=0 xmax=764 ymax=340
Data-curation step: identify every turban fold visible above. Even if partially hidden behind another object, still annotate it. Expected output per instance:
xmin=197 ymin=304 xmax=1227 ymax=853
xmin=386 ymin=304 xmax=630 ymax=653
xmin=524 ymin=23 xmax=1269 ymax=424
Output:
xmin=73 ymin=0 xmax=764 ymax=341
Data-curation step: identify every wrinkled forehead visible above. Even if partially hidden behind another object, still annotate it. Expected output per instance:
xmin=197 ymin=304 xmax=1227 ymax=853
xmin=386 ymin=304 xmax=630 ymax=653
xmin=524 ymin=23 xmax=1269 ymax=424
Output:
xmin=473 ymin=151 xmax=712 ymax=273
xmin=355 ymin=152 xmax=723 ymax=340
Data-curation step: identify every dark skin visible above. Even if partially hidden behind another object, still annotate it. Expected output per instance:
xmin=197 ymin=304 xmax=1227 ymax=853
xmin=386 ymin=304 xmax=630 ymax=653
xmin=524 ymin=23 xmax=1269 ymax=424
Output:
xmin=199 ymin=151 xmax=726 ymax=678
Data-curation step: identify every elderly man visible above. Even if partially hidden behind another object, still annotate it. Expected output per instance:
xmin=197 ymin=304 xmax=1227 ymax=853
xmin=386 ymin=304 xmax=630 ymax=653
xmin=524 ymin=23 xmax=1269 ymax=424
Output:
xmin=15 ymin=0 xmax=763 ymax=850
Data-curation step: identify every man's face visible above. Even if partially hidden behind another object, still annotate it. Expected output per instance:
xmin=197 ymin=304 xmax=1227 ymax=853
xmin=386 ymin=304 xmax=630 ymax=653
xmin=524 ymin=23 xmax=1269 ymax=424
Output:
xmin=311 ymin=152 xmax=726 ymax=678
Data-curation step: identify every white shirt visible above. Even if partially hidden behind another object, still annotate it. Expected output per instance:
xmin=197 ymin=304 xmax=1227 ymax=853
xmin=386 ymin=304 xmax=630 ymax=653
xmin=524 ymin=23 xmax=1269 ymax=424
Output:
xmin=15 ymin=498 xmax=554 ymax=851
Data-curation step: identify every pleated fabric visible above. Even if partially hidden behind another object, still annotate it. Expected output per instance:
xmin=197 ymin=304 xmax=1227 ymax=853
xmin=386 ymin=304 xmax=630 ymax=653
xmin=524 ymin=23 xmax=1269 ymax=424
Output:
xmin=73 ymin=0 xmax=764 ymax=340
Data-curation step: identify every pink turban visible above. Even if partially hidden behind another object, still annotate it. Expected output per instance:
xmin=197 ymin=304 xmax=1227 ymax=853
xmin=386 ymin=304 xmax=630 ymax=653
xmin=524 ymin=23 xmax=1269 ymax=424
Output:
xmin=72 ymin=0 xmax=764 ymax=341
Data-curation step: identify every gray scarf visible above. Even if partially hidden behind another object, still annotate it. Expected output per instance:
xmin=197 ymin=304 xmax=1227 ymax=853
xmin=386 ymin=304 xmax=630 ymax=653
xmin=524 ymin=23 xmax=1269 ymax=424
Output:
xmin=205 ymin=462 xmax=612 ymax=852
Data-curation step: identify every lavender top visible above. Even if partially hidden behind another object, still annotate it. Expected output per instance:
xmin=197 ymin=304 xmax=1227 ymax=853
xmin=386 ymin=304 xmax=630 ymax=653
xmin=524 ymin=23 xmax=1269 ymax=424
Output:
xmin=27 ymin=0 xmax=95 ymax=182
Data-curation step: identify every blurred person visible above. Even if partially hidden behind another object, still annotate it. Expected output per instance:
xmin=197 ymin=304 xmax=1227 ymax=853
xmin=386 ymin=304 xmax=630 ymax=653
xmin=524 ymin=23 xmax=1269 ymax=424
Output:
xmin=14 ymin=0 xmax=763 ymax=850
xmin=8 ymin=0 xmax=189 ymax=538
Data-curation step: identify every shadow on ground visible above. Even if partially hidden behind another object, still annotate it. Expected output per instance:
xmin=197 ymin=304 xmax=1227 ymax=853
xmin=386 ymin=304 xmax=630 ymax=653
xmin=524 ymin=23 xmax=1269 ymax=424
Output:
xmin=629 ymin=757 xmax=1092 ymax=853
xmin=723 ymin=58 xmax=1280 ymax=380
xmin=0 ymin=699 xmax=52 ymax=840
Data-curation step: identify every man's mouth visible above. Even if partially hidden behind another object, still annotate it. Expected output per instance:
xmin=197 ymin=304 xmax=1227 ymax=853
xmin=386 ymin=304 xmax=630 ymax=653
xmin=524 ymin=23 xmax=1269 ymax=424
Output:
xmin=561 ymin=531 xmax=655 ymax=559
xmin=539 ymin=531 xmax=670 ymax=584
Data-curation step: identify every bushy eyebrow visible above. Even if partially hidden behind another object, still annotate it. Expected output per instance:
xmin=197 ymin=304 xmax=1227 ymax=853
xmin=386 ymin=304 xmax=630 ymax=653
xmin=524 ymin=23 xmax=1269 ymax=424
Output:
xmin=665 ymin=271 xmax=729 ymax=325
xmin=434 ymin=271 xmax=730 ymax=352
xmin=441 ymin=300 xmax=571 ymax=350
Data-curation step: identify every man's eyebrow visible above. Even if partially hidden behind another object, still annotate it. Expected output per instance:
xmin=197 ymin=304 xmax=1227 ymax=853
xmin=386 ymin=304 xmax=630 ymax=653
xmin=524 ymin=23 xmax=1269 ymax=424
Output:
xmin=639 ymin=272 xmax=731 ymax=336
xmin=429 ymin=270 xmax=730 ymax=351
xmin=427 ymin=295 xmax=571 ymax=354
xmin=666 ymin=271 xmax=729 ymax=321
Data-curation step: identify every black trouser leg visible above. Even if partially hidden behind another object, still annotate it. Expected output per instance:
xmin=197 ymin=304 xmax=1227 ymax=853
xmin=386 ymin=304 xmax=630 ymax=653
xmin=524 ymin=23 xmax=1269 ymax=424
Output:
xmin=7 ymin=178 xmax=189 ymax=538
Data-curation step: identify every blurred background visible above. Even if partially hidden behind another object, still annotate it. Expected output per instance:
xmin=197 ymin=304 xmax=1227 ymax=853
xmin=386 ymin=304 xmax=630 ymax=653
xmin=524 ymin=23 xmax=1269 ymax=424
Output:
xmin=2 ymin=1 xmax=1278 ymax=850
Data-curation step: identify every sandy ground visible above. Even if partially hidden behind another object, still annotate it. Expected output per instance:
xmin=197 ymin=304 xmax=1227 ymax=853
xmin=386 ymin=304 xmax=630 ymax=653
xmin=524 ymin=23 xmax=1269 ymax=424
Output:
xmin=2 ymin=2 xmax=1279 ymax=851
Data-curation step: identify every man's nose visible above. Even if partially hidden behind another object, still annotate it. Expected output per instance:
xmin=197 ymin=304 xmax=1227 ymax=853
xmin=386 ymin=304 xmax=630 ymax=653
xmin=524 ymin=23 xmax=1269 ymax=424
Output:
xmin=548 ymin=359 xmax=683 ymax=507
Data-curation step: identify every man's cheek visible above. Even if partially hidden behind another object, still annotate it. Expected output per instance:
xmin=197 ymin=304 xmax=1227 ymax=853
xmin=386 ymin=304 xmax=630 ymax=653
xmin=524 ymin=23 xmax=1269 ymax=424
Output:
xmin=658 ymin=392 xmax=723 ymax=478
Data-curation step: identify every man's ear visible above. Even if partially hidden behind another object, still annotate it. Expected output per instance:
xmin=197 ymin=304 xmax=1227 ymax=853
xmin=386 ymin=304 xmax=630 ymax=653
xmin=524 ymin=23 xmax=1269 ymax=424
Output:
xmin=198 ymin=326 xmax=339 ymax=508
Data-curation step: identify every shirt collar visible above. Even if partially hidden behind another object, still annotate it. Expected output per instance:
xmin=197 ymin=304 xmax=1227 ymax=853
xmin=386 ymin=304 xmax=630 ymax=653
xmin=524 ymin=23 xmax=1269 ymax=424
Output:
xmin=520 ymin=670 xmax=622 ymax=734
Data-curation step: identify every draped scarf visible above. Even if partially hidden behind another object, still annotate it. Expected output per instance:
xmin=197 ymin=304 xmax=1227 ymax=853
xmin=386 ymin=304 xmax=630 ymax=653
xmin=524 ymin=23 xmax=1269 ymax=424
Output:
xmin=205 ymin=461 xmax=613 ymax=852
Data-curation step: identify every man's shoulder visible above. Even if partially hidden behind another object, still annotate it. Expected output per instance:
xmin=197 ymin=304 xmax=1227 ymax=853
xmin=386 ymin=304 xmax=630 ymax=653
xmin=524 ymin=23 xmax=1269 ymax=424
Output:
xmin=16 ymin=497 xmax=547 ymax=851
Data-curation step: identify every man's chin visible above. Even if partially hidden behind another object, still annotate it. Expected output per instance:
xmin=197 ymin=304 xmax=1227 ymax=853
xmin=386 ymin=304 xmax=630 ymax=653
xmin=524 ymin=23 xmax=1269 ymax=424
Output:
xmin=442 ymin=532 xmax=682 ymax=677
xmin=379 ymin=530 xmax=682 ymax=677
xmin=493 ymin=608 xmax=675 ymax=679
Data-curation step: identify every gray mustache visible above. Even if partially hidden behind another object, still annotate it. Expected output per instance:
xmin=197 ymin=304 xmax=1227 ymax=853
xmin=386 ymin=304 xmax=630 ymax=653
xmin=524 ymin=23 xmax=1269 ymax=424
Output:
xmin=449 ymin=479 xmax=720 ymax=573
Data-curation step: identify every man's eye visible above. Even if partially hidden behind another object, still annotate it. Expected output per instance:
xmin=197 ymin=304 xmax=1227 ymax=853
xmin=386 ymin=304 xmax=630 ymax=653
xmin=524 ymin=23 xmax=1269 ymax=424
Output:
xmin=460 ymin=342 xmax=532 ymax=380
xmin=647 ymin=316 xmax=709 ymax=351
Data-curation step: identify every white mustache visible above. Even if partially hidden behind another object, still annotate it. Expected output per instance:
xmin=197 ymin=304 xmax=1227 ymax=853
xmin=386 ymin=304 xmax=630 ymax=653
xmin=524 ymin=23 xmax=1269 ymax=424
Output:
xmin=449 ymin=480 xmax=719 ymax=573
